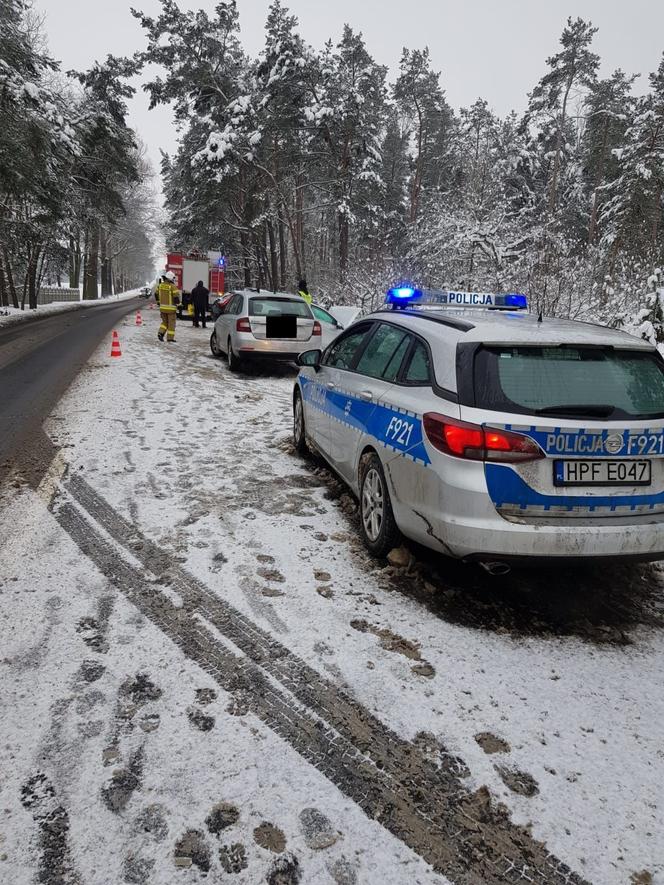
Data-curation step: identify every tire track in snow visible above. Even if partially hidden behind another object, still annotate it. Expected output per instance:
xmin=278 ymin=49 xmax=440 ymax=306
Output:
xmin=54 ymin=471 xmax=590 ymax=885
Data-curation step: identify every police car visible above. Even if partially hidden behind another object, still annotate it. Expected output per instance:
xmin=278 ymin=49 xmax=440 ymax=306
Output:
xmin=292 ymin=287 xmax=664 ymax=569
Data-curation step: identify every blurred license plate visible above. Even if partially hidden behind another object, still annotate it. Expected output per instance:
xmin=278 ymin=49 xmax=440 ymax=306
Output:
xmin=554 ymin=459 xmax=651 ymax=486
xmin=266 ymin=315 xmax=297 ymax=339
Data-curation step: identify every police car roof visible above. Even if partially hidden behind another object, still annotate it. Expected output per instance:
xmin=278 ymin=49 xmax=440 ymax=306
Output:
xmin=375 ymin=306 xmax=654 ymax=349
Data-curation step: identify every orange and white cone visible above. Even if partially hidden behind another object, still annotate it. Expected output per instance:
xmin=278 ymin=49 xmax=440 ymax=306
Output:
xmin=135 ymin=311 xmax=143 ymax=326
xmin=110 ymin=330 xmax=122 ymax=358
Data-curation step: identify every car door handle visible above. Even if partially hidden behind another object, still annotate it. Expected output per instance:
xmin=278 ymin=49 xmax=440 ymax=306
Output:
xmin=358 ymin=390 xmax=373 ymax=402
xmin=326 ymin=381 xmax=336 ymax=390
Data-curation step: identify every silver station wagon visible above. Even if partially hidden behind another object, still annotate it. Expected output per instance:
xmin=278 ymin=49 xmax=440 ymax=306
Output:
xmin=211 ymin=290 xmax=322 ymax=371
xmin=293 ymin=287 xmax=664 ymax=570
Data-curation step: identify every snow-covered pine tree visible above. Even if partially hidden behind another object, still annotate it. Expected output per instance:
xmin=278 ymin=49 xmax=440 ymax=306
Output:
xmin=393 ymin=48 xmax=453 ymax=224
xmin=600 ymin=54 xmax=664 ymax=270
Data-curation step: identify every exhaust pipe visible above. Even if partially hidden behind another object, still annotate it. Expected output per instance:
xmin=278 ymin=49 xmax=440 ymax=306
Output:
xmin=479 ymin=561 xmax=511 ymax=577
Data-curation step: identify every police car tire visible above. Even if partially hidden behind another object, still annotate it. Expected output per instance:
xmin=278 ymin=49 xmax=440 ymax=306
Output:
xmin=359 ymin=453 xmax=401 ymax=557
xmin=210 ymin=331 xmax=221 ymax=358
xmin=293 ymin=390 xmax=309 ymax=455
xmin=227 ymin=338 xmax=241 ymax=372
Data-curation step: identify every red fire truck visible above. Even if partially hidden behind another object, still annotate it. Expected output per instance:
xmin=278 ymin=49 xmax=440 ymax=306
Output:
xmin=165 ymin=251 xmax=226 ymax=319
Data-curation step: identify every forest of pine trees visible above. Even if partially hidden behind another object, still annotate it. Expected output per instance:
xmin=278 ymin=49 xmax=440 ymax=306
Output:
xmin=0 ymin=0 xmax=157 ymax=308
xmin=134 ymin=0 xmax=664 ymax=335
xmin=3 ymin=0 xmax=664 ymax=331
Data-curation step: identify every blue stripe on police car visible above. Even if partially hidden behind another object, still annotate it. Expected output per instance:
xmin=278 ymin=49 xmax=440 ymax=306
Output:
xmin=299 ymin=376 xmax=431 ymax=465
xmin=486 ymin=463 xmax=664 ymax=512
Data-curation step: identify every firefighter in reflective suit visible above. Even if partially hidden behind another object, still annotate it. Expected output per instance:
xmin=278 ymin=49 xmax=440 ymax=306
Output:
xmin=155 ymin=271 xmax=181 ymax=342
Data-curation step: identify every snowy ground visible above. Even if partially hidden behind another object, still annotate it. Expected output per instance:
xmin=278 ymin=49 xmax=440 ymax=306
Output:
xmin=1 ymin=305 xmax=663 ymax=885
xmin=0 ymin=290 xmax=140 ymax=329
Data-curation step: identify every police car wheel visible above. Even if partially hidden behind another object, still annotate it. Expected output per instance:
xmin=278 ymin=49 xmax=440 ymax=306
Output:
xmin=210 ymin=331 xmax=221 ymax=358
xmin=227 ymin=338 xmax=241 ymax=372
xmin=293 ymin=390 xmax=309 ymax=455
xmin=359 ymin=454 xmax=401 ymax=557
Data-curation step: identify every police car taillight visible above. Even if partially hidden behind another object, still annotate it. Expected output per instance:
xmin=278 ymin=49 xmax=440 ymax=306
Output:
xmin=236 ymin=317 xmax=252 ymax=332
xmin=312 ymin=320 xmax=322 ymax=336
xmin=423 ymin=414 xmax=543 ymax=463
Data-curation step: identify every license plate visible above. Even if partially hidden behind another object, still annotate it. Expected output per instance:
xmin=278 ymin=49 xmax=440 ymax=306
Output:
xmin=554 ymin=459 xmax=651 ymax=486
xmin=266 ymin=315 xmax=297 ymax=339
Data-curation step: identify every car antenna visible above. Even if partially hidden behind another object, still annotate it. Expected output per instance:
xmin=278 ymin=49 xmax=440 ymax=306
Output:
xmin=537 ymin=310 xmax=543 ymax=323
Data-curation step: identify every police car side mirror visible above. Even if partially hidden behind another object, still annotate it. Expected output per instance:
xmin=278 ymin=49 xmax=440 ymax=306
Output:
xmin=297 ymin=349 xmax=322 ymax=370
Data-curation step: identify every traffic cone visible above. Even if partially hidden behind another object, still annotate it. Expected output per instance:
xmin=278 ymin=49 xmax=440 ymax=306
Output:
xmin=135 ymin=311 xmax=143 ymax=326
xmin=110 ymin=330 xmax=122 ymax=358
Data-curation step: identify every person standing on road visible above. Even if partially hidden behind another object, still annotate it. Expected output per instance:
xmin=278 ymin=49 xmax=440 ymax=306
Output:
xmin=191 ymin=280 xmax=210 ymax=329
xmin=156 ymin=271 xmax=181 ymax=342
xmin=298 ymin=278 xmax=312 ymax=305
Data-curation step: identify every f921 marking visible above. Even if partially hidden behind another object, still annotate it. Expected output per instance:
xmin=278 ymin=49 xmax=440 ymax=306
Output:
xmin=627 ymin=433 xmax=664 ymax=455
xmin=386 ymin=416 xmax=414 ymax=447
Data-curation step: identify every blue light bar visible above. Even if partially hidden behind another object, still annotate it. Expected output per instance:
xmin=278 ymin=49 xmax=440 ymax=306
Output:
xmin=387 ymin=286 xmax=421 ymax=302
xmin=384 ymin=288 xmax=528 ymax=311
xmin=499 ymin=293 xmax=528 ymax=309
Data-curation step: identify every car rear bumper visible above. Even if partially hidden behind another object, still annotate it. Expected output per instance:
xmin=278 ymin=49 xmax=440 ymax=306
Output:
xmin=237 ymin=348 xmax=300 ymax=363
xmin=235 ymin=333 xmax=318 ymax=360
xmin=391 ymin=455 xmax=664 ymax=563
xmin=441 ymin=516 xmax=664 ymax=563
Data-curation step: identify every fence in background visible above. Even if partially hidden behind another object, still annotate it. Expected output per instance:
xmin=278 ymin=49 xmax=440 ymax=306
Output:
xmin=37 ymin=288 xmax=81 ymax=305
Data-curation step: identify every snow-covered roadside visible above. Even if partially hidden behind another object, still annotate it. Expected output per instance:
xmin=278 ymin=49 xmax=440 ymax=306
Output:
xmin=1 ymin=309 xmax=663 ymax=884
xmin=0 ymin=290 xmax=140 ymax=329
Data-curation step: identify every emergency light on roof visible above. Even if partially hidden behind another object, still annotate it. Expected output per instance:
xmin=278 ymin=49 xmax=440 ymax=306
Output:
xmin=386 ymin=286 xmax=423 ymax=303
xmin=384 ymin=287 xmax=528 ymax=311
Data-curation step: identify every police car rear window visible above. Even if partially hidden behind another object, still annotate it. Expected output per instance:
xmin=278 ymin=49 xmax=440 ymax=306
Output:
xmin=249 ymin=298 xmax=311 ymax=318
xmin=473 ymin=346 xmax=664 ymax=419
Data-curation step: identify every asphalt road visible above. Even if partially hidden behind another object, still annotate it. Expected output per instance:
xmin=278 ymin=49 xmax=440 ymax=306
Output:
xmin=0 ymin=298 xmax=141 ymax=477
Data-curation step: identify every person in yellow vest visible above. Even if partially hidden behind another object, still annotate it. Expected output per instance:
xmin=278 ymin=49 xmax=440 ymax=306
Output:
xmin=155 ymin=271 xmax=181 ymax=342
xmin=298 ymin=278 xmax=312 ymax=305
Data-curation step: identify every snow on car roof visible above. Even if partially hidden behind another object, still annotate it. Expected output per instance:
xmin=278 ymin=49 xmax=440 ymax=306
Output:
xmin=373 ymin=307 xmax=655 ymax=349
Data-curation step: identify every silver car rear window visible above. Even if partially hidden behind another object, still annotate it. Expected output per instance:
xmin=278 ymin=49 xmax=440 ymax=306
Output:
xmin=249 ymin=298 xmax=311 ymax=318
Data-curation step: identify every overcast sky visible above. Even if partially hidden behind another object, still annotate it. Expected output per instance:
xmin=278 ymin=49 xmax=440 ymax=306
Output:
xmin=39 ymin=0 xmax=664 ymax=181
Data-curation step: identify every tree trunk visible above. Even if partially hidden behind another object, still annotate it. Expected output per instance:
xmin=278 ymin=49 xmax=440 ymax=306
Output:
xmin=548 ymin=76 xmax=573 ymax=213
xmin=1 ymin=247 xmax=19 ymax=308
xmin=27 ymin=245 xmax=41 ymax=310
xmin=267 ymin=219 xmax=279 ymax=292
xmin=652 ymin=184 xmax=662 ymax=248
xmin=83 ymin=223 xmax=99 ymax=300
xmin=295 ymin=172 xmax=305 ymax=276
xmin=339 ymin=211 xmax=349 ymax=281
xmin=0 ymin=253 xmax=8 ymax=306
xmin=240 ymin=230 xmax=251 ymax=288
xmin=69 ymin=233 xmax=82 ymax=289
xmin=100 ymin=227 xmax=113 ymax=296
xmin=21 ymin=262 xmax=28 ymax=310
xmin=410 ymin=105 xmax=424 ymax=223
xmin=253 ymin=232 xmax=264 ymax=289
xmin=261 ymin=226 xmax=271 ymax=291
xmin=588 ymin=122 xmax=609 ymax=244
xmin=278 ymin=207 xmax=287 ymax=290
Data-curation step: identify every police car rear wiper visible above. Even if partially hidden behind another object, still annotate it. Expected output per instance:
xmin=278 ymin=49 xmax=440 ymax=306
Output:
xmin=535 ymin=404 xmax=615 ymax=417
